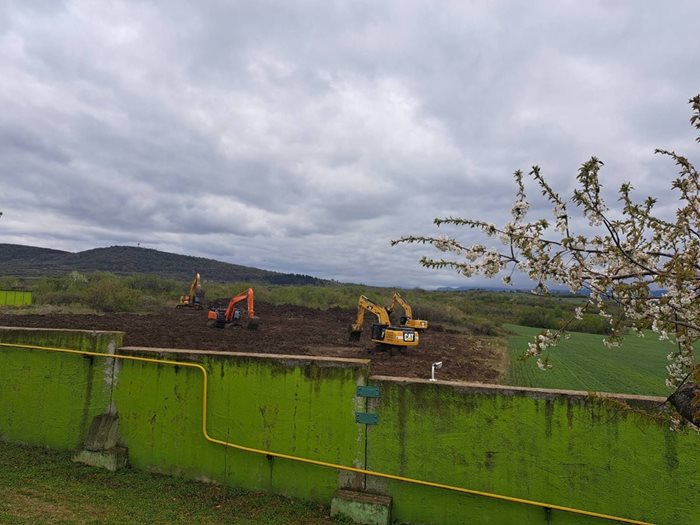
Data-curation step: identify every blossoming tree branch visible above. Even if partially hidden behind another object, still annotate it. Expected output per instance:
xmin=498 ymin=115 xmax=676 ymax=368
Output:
xmin=394 ymin=95 xmax=700 ymax=425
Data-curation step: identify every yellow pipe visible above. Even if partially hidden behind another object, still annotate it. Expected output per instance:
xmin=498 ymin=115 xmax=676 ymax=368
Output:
xmin=0 ymin=342 xmax=653 ymax=525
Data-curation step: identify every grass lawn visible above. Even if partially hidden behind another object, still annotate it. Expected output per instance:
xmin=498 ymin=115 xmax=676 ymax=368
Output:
xmin=0 ymin=441 xmax=343 ymax=525
xmin=504 ymin=324 xmax=674 ymax=396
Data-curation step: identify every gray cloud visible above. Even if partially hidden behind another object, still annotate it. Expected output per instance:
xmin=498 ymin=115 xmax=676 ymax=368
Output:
xmin=1 ymin=0 xmax=699 ymax=288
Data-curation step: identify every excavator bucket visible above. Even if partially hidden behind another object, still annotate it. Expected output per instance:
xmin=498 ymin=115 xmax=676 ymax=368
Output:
xmin=246 ymin=316 xmax=260 ymax=330
xmin=348 ymin=324 xmax=362 ymax=342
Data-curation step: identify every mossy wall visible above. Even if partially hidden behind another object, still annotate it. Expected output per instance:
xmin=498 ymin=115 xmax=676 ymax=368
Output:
xmin=0 ymin=328 xmax=369 ymax=504
xmin=113 ymin=347 xmax=369 ymax=501
xmin=1 ymin=327 xmax=699 ymax=524
xmin=366 ymin=377 xmax=700 ymax=525
xmin=0 ymin=327 xmax=122 ymax=449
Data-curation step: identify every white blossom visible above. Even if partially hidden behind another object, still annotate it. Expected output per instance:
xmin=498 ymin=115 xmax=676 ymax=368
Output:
xmin=536 ymin=358 xmax=552 ymax=371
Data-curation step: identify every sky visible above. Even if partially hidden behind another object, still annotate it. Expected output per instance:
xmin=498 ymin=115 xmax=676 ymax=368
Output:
xmin=1 ymin=1 xmax=699 ymax=288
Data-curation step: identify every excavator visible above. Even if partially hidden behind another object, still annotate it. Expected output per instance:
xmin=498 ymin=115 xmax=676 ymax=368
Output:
xmin=349 ymin=295 xmax=419 ymax=349
xmin=207 ymin=287 xmax=260 ymax=329
xmin=176 ymin=273 xmax=204 ymax=309
xmin=386 ymin=292 xmax=429 ymax=330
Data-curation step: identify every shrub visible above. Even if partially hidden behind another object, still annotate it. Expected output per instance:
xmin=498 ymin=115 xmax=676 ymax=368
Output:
xmin=518 ymin=308 xmax=555 ymax=329
xmin=85 ymin=273 xmax=140 ymax=312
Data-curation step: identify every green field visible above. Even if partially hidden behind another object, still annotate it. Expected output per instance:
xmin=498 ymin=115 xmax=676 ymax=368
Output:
xmin=505 ymin=324 xmax=673 ymax=396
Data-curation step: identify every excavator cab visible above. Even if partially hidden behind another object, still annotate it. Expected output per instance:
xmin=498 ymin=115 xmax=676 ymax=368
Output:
xmin=208 ymin=287 xmax=260 ymax=329
xmin=349 ymin=295 xmax=419 ymax=349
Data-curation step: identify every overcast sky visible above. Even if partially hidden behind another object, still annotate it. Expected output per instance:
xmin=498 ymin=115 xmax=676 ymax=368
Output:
xmin=1 ymin=1 xmax=698 ymax=288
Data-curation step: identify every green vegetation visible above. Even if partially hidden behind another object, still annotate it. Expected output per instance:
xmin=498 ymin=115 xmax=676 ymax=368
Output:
xmin=505 ymin=324 xmax=671 ymax=396
xmin=0 ymin=440 xmax=341 ymax=525
xmin=26 ymin=272 xmax=181 ymax=313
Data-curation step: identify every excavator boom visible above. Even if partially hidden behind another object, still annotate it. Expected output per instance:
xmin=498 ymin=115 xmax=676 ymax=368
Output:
xmin=386 ymin=292 xmax=428 ymax=330
xmin=176 ymin=272 xmax=204 ymax=309
xmin=208 ymin=287 xmax=259 ymax=329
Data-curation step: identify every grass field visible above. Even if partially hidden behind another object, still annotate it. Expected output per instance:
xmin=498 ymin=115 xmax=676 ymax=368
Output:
xmin=504 ymin=324 xmax=673 ymax=396
xmin=0 ymin=441 xmax=342 ymax=525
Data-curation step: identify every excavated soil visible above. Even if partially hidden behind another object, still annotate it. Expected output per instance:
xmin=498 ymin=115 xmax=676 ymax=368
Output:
xmin=0 ymin=302 xmax=504 ymax=383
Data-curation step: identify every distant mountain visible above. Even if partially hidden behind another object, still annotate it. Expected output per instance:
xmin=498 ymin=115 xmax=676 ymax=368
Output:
xmin=436 ymin=283 xmax=666 ymax=298
xmin=435 ymin=284 xmax=586 ymax=296
xmin=435 ymin=285 xmax=510 ymax=292
xmin=0 ymin=244 xmax=324 ymax=285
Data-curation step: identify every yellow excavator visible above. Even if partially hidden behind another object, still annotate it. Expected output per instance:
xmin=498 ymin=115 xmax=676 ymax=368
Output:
xmin=176 ymin=272 xmax=204 ymax=309
xmin=349 ymin=295 xmax=419 ymax=349
xmin=386 ymin=292 xmax=429 ymax=330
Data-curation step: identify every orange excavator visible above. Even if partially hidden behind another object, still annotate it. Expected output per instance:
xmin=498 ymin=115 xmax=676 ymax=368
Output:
xmin=207 ymin=287 xmax=260 ymax=329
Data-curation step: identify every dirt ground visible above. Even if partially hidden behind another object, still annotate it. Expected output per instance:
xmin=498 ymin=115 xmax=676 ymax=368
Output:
xmin=0 ymin=302 xmax=505 ymax=383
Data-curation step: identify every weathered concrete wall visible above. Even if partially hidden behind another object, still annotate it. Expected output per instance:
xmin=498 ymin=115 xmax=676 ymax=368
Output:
xmin=0 ymin=328 xmax=370 ymax=504
xmin=366 ymin=376 xmax=700 ymax=525
xmin=2 ymin=327 xmax=699 ymax=524
xmin=114 ymin=347 xmax=369 ymax=501
xmin=0 ymin=326 xmax=122 ymax=449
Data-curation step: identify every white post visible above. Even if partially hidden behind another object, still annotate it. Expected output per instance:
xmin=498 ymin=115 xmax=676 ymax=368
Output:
xmin=430 ymin=361 xmax=443 ymax=381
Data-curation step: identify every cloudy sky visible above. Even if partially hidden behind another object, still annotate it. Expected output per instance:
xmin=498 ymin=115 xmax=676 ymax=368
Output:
xmin=1 ymin=1 xmax=698 ymax=288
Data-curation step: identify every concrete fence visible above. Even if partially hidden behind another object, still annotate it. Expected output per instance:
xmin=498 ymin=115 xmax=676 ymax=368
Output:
xmin=0 ymin=326 xmax=697 ymax=525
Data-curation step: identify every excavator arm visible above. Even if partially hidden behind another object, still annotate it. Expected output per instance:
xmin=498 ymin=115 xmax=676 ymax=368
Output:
xmin=224 ymin=288 xmax=255 ymax=321
xmin=208 ymin=287 xmax=259 ymax=329
xmin=386 ymin=292 xmax=428 ymax=330
xmin=177 ymin=273 xmax=204 ymax=309
xmin=351 ymin=295 xmax=391 ymax=333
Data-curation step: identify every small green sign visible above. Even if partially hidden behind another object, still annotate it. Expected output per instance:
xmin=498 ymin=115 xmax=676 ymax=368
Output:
xmin=355 ymin=412 xmax=379 ymax=425
xmin=356 ymin=385 xmax=381 ymax=398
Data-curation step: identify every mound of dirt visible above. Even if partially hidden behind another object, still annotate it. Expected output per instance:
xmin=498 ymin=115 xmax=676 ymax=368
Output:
xmin=0 ymin=302 xmax=504 ymax=383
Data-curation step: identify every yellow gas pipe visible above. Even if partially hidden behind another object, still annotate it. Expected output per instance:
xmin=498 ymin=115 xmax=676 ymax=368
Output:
xmin=0 ymin=342 xmax=652 ymax=525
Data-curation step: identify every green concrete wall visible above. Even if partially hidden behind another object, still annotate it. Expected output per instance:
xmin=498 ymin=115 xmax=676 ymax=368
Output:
xmin=0 ymin=330 xmax=369 ymax=503
xmin=0 ymin=327 xmax=122 ymax=449
xmin=0 ymin=290 xmax=32 ymax=306
xmin=2 ymin=327 xmax=699 ymax=524
xmin=113 ymin=347 xmax=369 ymax=502
xmin=366 ymin=377 xmax=700 ymax=525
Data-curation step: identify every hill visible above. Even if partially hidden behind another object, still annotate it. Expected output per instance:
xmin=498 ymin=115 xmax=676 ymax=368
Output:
xmin=0 ymin=244 xmax=69 ymax=263
xmin=0 ymin=244 xmax=324 ymax=285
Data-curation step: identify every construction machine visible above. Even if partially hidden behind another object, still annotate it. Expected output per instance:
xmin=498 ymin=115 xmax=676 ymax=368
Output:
xmin=177 ymin=272 xmax=204 ymax=309
xmin=208 ymin=287 xmax=259 ymax=329
xmin=386 ymin=292 xmax=429 ymax=330
xmin=349 ymin=295 xmax=419 ymax=349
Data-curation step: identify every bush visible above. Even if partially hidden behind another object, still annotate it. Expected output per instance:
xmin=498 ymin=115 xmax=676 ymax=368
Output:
xmin=84 ymin=273 xmax=140 ymax=312
xmin=518 ymin=308 xmax=556 ymax=329
xmin=456 ymin=315 xmax=501 ymax=336
xmin=125 ymin=274 xmax=181 ymax=295
xmin=567 ymin=314 xmax=613 ymax=335
xmin=409 ymin=302 xmax=464 ymax=325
